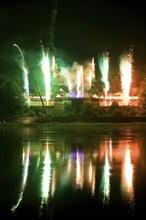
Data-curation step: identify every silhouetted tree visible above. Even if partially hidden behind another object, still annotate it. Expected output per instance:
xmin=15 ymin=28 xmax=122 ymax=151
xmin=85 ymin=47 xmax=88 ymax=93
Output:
xmin=138 ymin=78 xmax=146 ymax=116
xmin=0 ymin=74 xmax=27 ymax=117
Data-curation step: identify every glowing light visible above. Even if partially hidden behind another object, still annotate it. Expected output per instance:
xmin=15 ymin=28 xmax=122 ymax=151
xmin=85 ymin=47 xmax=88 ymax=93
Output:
xmin=120 ymin=49 xmax=133 ymax=105
xmin=11 ymin=144 xmax=30 ymax=212
xmin=23 ymin=68 xmax=30 ymax=104
xmin=14 ymin=41 xmax=138 ymax=107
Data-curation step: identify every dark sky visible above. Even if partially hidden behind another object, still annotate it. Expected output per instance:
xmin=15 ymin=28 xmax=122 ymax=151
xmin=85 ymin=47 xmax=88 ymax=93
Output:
xmin=0 ymin=0 xmax=145 ymax=68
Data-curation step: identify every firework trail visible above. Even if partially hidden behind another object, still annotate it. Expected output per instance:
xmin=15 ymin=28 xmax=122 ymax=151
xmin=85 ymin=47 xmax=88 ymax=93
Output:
xmin=13 ymin=44 xmax=30 ymax=105
xmin=49 ymin=0 xmax=59 ymax=55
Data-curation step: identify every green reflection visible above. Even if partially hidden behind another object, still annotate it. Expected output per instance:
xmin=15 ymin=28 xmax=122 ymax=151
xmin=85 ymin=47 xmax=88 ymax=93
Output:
xmin=102 ymin=151 xmax=111 ymax=205
xmin=11 ymin=143 xmax=30 ymax=212
xmin=39 ymin=142 xmax=51 ymax=215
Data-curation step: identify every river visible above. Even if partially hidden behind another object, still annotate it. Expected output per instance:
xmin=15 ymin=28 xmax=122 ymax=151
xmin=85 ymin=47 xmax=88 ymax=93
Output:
xmin=0 ymin=123 xmax=146 ymax=219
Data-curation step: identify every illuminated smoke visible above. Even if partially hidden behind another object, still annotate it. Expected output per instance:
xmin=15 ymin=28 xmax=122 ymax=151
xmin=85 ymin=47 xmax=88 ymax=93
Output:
xmin=13 ymin=44 xmax=30 ymax=105
xmin=84 ymin=59 xmax=95 ymax=91
xmin=99 ymin=52 xmax=110 ymax=97
xmin=59 ymin=66 xmax=73 ymax=94
xmin=120 ymin=49 xmax=133 ymax=105
xmin=59 ymin=62 xmax=85 ymax=98
xmin=86 ymin=69 xmax=92 ymax=91
xmin=58 ymin=60 xmax=95 ymax=98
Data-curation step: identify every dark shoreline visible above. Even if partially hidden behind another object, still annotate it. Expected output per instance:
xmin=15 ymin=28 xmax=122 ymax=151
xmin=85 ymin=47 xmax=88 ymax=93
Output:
xmin=0 ymin=116 xmax=146 ymax=129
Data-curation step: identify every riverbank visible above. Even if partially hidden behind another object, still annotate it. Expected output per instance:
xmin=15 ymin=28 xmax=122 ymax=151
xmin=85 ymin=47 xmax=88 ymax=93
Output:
xmin=0 ymin=116 xmax=146 ymax=129
xmin=1 ymin=116 xmax=146 ymax=123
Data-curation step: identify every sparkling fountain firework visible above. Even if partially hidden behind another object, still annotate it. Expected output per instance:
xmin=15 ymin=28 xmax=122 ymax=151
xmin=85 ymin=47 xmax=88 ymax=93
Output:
xmin=13 ymin=44 xmax=30 ymax=105
xmin=119 ymin=49 xmax=133 ymax=105
xmin=40 ymin=42 xmax=51 ymax=106
xmin=99 ymin=52 xmax=110 ymax=105
xmin=77 ymin=65 xmax=84 ymax=98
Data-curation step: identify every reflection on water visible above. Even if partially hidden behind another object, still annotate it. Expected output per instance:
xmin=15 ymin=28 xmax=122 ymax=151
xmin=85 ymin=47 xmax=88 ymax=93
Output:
xmin=102 ymin=150 xmax=111 ymax=205
xmin=0 ymin=125 xmax=146 ymax=219
xmin=121 ymin=145 xmax=135 ymax=216
xmin=11 ymin=143 xmax=30 ymax=212
xmin=39 ymin=142 xmax=51 ymax=215
xmin=76 ymin=149 xmax=84 ymax=188
xmin=88 ymin=160 xmax=96 ymax=196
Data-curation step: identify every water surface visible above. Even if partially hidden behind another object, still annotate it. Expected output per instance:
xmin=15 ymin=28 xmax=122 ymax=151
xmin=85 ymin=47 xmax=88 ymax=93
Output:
xmin=0 ymin=124 xmax=146 ymax=219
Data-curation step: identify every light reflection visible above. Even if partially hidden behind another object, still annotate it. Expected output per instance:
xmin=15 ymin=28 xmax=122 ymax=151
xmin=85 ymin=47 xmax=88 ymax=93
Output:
xmin=109 ymin=139 xmax=113 ymax=162
xmin=10 ymin=134 xmax=141 ymax=217
xmin=76 ymin=150 xmax=84 ymax=188
xmin=11 ymin=143 xmax=30 ymax=212
xmin=51 ymin=169 xmax=56 ymax=197
xmin=124 ymin=147 xmax=133 ymax=189
xmin=39 ymin=142 xmax=51 ymax=214
xmin=88 ymin=160 xmax=96 ymax=196
xmin=89 ymin=161 xmax=93 ymax=183
xmin=102 ymin=151 xmax=111 ymax=205
xmin=36 ymin=145 xmax=45 ymax=170
xmin=121 ymin=145 xmax=135 ymax=215
xmin=22 ymin=148 xmax=25 ymax=165
xmin=67 ymin=156 xmax=72 ymax=174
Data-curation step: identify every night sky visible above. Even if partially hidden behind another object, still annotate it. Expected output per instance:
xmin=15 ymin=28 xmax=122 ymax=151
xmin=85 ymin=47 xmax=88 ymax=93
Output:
xmin=0 ymin=0 xmax=145 ymax=71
